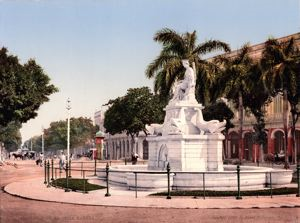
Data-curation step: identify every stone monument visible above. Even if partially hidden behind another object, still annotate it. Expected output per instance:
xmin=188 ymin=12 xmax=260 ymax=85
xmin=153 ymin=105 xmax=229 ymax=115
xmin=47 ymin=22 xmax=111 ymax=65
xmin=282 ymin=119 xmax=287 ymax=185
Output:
xmin=146 ymin=59 xmax=226 ymax=172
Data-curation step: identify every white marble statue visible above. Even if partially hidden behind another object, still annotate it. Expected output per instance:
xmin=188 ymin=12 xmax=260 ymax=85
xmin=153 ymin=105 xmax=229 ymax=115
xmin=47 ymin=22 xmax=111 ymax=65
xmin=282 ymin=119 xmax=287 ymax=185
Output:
xmin=195 ymin=108 xmax=226 ymax=134
xmin=167 ymin=107 xmax=186 ymax=134
xmin=172 ymin=60 xmax=196 ymax=102
xmin=145 ymin=123 xmax=163 ymax=135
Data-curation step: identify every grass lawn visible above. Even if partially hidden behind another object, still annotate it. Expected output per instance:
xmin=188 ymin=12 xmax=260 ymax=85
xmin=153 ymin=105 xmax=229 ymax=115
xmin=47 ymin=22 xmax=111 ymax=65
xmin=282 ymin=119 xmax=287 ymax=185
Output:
xmin=51 ymin=178 xmax=106 ymax=192
xmin=151 ymin=187 xmax=299 ymax=197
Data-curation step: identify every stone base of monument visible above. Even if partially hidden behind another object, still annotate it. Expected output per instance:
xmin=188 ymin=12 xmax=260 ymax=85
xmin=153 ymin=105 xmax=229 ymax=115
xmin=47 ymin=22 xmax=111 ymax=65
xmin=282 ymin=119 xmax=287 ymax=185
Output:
xmin=147 ymin=134 xmax=224 ymax=172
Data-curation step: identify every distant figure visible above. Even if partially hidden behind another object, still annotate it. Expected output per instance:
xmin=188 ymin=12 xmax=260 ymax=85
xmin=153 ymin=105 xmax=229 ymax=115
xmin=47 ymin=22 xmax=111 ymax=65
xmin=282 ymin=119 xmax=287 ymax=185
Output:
xmin=278 ymin=149 xmax=285 ymax=158
xmin=37 ymin=152 xmax=44 ymax=166
xmin=59 ymin=152 xmax=66 ymax=170
xmin=131 ymin=153 xmax=138 ymax=165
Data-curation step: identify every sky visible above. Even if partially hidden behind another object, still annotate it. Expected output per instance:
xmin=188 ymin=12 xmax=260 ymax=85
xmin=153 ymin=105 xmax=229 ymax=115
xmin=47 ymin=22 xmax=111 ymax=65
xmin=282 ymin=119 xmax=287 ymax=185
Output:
xmin=0 ymin=0 xmax=299 ymax=143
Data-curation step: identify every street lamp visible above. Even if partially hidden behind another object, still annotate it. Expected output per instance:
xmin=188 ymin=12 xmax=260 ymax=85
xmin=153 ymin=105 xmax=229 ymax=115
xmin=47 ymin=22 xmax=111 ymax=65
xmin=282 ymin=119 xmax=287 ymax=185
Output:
xmin=66 ymin=98 xmax=71 ymax=165
xmin=41 ymin=126 xmax=44 ymax=155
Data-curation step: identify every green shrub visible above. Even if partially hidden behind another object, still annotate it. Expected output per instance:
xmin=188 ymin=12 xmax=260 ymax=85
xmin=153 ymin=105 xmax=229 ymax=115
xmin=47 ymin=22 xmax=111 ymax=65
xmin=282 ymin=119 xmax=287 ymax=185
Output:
xmin=151 ymin=187 xmax=298 ymax=197
xmin=52 ymin=178 xmax=105 ymax=192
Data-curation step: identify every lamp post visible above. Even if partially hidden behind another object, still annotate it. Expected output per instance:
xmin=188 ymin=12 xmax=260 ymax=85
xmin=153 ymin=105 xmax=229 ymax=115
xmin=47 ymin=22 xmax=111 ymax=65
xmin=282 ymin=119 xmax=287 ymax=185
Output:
xmin=41 ymin=127 xmax=44 ymax=156
xmin=66 ymin=98 xmax=71 ymax=166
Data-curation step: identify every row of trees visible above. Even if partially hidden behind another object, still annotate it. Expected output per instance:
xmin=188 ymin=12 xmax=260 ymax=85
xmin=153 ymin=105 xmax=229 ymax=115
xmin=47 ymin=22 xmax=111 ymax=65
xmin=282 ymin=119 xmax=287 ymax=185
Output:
xmin=23 ymin=117 xmax=97 ymax=154
xmin=0 ymin=47 xmax=58 ymax=151
xmin=145 ymin=28 xmax=300 ymax=165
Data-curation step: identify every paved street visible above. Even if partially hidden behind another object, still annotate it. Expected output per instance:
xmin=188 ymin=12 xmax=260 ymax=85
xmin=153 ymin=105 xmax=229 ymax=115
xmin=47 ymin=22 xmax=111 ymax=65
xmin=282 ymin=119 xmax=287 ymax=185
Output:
xmin=0 ymin=160 xmax=299 ymax=223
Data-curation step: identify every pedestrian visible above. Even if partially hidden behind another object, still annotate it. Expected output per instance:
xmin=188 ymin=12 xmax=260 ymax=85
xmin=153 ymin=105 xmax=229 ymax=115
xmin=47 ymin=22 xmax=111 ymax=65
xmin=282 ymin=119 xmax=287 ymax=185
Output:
xmin=39 ymin=152 xmax=44 ymax=166
xmin=59 ymin=152 xmax=66 ymax=170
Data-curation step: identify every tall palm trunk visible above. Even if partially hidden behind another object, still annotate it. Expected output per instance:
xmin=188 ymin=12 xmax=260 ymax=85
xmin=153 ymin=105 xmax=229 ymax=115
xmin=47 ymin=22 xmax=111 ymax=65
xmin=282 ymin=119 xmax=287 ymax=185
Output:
xmin=282 ymin=89 xmax=289 ymax=168
xmin=238 ymin=91 xmax=244 ymax=163
xmin=291 ymin=104 xmax=299 ymax=164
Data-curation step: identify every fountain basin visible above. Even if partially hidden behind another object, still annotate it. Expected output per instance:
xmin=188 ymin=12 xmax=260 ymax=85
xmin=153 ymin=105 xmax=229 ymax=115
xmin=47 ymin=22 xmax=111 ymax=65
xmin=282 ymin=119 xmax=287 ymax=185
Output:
xmin=97 ymin=165 xmax=293 ymax=191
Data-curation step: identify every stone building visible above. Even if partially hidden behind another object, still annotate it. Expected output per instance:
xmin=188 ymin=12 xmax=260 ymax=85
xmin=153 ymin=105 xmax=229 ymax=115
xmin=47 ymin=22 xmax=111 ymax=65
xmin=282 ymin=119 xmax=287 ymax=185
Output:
xmin=224 ymin=32 xmax=300 ymax=163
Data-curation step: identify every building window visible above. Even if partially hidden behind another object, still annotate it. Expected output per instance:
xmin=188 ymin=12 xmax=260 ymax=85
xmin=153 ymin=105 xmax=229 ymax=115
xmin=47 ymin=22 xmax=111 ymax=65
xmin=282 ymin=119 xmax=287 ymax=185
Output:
xmin=229 ymin=132 xmax=239 ymax=159
xmin=273 ymin=95 xmax=283 ymax=114
xmin=244 ymin=132 xmax=253 ymax=161
xmin=143 ymin=139 xmax=149 ymax=160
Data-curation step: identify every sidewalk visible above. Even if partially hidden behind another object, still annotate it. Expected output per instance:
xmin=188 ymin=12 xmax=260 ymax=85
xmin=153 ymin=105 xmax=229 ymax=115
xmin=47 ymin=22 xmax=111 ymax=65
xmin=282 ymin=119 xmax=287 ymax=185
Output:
xmin=4 ymin=177 xmax=300 ymax=209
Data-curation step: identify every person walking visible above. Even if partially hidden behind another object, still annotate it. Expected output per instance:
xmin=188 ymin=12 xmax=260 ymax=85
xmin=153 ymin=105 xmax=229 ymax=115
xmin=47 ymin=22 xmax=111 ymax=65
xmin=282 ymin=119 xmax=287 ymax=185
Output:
xmin=59 ymin=152 xmax=66 ymax=170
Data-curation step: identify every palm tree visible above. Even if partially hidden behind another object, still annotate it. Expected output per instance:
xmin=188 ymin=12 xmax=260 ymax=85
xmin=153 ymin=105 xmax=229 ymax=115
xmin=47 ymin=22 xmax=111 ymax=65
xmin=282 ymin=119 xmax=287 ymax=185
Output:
xmin=261 ymin=37 xmax=300 ymax=167
xmin=213 ymin=44 xmax=254 ymax=163
xmin=242 ymin=63 xmax=273 ymax=164
xmin=146 ymin=28 xmax=230 ymax=104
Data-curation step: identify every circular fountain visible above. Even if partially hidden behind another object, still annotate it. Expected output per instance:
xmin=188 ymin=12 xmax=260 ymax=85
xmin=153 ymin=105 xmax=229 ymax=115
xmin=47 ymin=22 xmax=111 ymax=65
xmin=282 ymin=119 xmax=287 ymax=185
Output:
xmin=99 ymin=60 xmax=292 ymax=191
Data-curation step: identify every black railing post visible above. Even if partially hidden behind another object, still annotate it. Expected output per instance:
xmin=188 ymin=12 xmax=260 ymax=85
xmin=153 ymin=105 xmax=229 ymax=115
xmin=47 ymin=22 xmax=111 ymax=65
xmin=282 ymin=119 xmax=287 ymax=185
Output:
xmin=44 ymin=160 xmax=47 ymax=184
xmin=236 ymin=165 xmax=242 ymax=200
xmin=47 ymin=160 xmax=50 ymax=187
xmin=105 ymin=163 xmax=111 ymax=197
xmin=297 ymin=164 xmax=300 ymax=197
xmin=68 ymin=159 xmax=72 ymax=178
xmin=65 ymin=162 xmax=70 ymax=192
xmin=51 ymin=159 xmax=54 ymax=181
xmin=83 ymin=170 xmax=88 ymax=194
xmin=94 ymin=159 xmax=97 ymax=176
xmin=167 ymin=163 xmax=171 ymax=199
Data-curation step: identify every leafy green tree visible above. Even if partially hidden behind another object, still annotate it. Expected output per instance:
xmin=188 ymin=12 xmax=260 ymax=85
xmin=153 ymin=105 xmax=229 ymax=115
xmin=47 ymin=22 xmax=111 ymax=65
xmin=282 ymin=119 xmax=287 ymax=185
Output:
xmin=0 ymin=122 xmax=22 ymax=152
xmin=44 ymin=117 xmax=97 ymax=153
xmin=213 ymin=44 xmax=254 ymax=162
xmin=146 ymin=28 xmax=230 ymax=104
xmin=203 ymin=100 xmax=234 ymax=160
xmin=261 ymin=37 xmax=300 ymax=165
xmin=202 ymin=100 xmax=234 ymax=131
xmin=104 ymin=87 xmax=165 ymax=149
xmin=0 ymin=47 xmax=58 ymax=127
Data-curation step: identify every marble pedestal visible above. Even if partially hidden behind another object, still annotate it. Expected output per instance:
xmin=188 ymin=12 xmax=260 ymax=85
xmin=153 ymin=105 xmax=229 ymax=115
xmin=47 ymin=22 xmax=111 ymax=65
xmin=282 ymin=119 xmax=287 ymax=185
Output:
xmin=147 ymin=133 xmax=224 ymax=172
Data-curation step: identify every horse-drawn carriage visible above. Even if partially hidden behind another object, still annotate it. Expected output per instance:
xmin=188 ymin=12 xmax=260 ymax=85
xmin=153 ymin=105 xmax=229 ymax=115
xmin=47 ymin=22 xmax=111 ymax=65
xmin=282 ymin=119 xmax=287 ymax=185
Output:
xmin=10 ymin=150 xmax=36 ymax=160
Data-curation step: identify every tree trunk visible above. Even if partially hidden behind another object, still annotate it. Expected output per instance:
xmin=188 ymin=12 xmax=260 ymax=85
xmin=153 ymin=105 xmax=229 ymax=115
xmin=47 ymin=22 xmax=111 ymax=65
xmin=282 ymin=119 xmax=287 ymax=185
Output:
xmin=282 ymin=90 xmax=289 ymax=168
xmin=238 ymin=91 xmax=244 ymax=163
xmin=260 ymin=144 xmax=265 ymax=163
xmin=290 ymin=104 xmax=299 ymax=164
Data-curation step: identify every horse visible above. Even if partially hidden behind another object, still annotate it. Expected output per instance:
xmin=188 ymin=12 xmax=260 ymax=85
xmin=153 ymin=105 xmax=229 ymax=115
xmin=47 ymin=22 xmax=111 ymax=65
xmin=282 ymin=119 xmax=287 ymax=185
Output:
xmin=24 ymin=152 xmax=35 ymax=160
xmin=12 ymin=153 xmax=24 ymax=160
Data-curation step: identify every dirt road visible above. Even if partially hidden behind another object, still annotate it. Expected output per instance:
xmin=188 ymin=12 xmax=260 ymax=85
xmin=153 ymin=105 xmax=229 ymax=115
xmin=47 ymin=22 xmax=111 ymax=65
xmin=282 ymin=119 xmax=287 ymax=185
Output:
xmin=0 ymin=160 xmax=299 ymax=223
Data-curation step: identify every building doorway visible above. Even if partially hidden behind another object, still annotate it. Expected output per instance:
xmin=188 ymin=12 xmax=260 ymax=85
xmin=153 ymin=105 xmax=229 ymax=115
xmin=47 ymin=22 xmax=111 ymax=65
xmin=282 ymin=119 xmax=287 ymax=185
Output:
xmin=244 ymin=132 xmax=253 ymax=161
xmin=229 ymin=132 xmax=239 ymax=159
